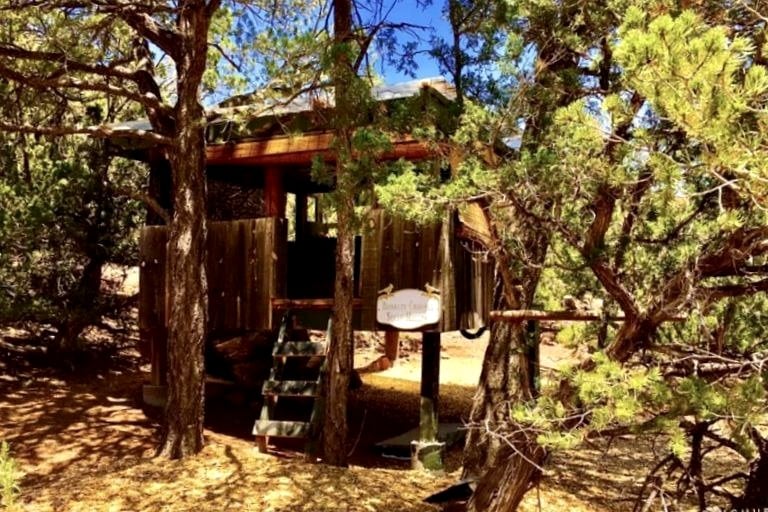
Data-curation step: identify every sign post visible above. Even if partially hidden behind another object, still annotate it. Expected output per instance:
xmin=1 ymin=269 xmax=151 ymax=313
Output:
xmin=375 ymin=285 xmax=445 ymax=470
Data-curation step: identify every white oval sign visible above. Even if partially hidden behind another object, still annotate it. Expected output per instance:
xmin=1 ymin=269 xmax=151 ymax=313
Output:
xmin=376 ymin=288 xmax=441 ymax=330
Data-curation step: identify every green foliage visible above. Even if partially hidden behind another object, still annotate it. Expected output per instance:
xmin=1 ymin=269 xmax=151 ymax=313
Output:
xmin=0 ymin=441 xmax=20 ymax=508
xmin=616 ymin=8 xmax=768 ymax=204
xmin=0 ymin=115 xmax=143 ymax=338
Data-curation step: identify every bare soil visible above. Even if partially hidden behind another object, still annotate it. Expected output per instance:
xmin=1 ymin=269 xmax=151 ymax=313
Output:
xmin=0 ymin=270 xmax=697 ymax=512
xmin=0 ymin=318 xmax=677 ymax=512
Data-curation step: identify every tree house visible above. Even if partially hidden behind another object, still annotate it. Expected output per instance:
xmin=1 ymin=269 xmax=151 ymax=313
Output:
xmin=131 ymin=78 xmax=493 ymax=468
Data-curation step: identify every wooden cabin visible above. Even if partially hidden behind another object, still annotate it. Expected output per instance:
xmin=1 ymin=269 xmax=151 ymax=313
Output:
xmin=128 ymin=77 xmax=493 ymax=469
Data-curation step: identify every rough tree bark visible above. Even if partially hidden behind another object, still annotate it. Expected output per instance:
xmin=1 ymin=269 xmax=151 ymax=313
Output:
xmin=462 ymin=294 xmax=515 ymax=478
xmin=0 ymin=0 xmax=220 ymax=460
xmin=732 ymin=430 xmax=768 ymax=509
xmin=463 ymin=225 xmax=549 ymax=512
xmin=461 ymin=38 xmax=579 ymax=509
xmin=156 ymin=0 xmax=214 ymax=459
xmin=323 ymin=0 xmax=355 ymax=467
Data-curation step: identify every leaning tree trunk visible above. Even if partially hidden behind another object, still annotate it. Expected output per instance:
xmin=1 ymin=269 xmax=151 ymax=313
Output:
xmin=732 ymin=430 xmax=768 ymax=509
xmin=463 ymin=214 xmax=550 ymax=511
xmin=469 ymin=438 xmax=546 ymax=511
xmin=464 ymin=318 xmax=548 ymax=512
xmin=157 ymin=2 xmax=211 ymax=459
xmin=462 ymin=301 xmax=515 ymax=477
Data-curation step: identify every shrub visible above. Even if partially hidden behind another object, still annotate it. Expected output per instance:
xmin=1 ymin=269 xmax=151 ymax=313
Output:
xmin=0 ymin=441 xmax=20 ymax=508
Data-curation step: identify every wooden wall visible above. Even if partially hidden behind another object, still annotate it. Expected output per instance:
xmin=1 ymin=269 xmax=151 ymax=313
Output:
xmin=140 ymin=212 xmax=489 ymax=343
xmin=359 ymin=209 xmax=492 ymax=332
xmin=139 ymin=218 xmax=287 ymax=346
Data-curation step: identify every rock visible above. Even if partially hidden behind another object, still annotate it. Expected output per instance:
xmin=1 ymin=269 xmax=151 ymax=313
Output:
xmin=357 ymin=355 xmax=392 ymax=373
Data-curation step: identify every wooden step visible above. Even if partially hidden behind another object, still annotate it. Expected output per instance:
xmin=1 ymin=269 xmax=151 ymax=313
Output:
xmin=262 ymin=380 xmax=320 ymax=397
xmin=273 ymin=341 xmax=326 ymax=356
xmin=252 ymin=419 xmax=310 ymax=437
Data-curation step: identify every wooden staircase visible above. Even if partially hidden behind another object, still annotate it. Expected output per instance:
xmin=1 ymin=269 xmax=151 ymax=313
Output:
xmin=253 ymin=311 xmax=330 ymax=453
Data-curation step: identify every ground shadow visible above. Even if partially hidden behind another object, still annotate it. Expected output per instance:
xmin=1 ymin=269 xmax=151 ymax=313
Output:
xmin=0 ymin=328 xmax=156 ymax=491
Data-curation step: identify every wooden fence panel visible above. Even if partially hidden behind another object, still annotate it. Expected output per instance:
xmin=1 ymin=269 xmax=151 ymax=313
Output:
xmin=139 ymin=218 xmax=286 ymax=341
xmin=139 ymin=227 xmax=169 ymax=332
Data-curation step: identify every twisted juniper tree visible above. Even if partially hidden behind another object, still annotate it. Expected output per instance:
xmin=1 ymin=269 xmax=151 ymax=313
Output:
xmin=380 ymin=1 xmax=768 ymax=509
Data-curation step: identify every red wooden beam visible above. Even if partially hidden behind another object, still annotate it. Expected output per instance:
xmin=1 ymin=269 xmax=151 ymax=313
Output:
xmin=264 ymin=166 xmax=285 ymax=217
xmin=206 ymin=132 xmax=444 ymax=167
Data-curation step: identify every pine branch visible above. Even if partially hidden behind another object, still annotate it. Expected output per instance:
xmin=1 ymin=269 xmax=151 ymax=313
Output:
xmin=703 ymin=278 xmax=768 ymax=300
xmin=582 ymin=187 xmax=641 ymax=317
xmin=0 ymin=45 xmax=137 ymax=81
xmin=0 ymin=61 xmax=167 ymax=114
xmin=100 ymin=5 xmax=182 ymax=62
xmin=0 ymin=121 xmax=171 ymax=145
xmin=112 ymin=185 xmax=171 ymax=223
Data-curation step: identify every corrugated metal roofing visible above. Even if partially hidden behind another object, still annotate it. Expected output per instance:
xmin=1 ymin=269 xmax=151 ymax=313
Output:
xmin=109 ymin=77 xmax=455 ymax=135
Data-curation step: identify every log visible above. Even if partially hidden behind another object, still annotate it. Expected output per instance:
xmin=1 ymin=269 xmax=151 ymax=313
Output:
xmin=490 ymin=309 xmax=686 ymax=322
xmin=271 ymin=298 xmax=363 ymax=310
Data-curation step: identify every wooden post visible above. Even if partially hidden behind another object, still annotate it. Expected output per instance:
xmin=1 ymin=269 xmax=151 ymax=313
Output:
xmin=384 ymin=331 xmax=399 ymax=363
xmin=525 ymin=320 xmax=540 ymax=397
xmin=412 ymin=331 xmax=445 ymax=470
xmin=140 ymin=227 xmax=169 ymax=409
xmin=150 ymin=330 xmax=168 ymax=387
xmin=142 ymin=328 xmax=168 ymax=408
xmin=264 ymin=166 xmax=286 ymax=217
xmin=295 ymin=193 xmax=308 ymax=242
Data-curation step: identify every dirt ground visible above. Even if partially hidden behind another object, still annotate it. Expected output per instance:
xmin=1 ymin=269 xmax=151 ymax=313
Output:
xmin=0 ymin=268 xmax=678 ymax=512
xmin=0 ymin=316 xmax=672 ymax=512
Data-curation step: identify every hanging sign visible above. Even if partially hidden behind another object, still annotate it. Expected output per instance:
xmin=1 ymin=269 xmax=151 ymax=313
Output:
xmin=376 ymin=286 xmax=441 ymax=330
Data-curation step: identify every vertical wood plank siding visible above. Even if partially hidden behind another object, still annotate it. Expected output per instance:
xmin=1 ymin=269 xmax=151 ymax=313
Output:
xmin=139 ymin=212 xmax=489 ymax=338
xmin=359 ymin=209 xmax=492 ymax=332
xmin=139 ymin=218 xmax=287 ymax=345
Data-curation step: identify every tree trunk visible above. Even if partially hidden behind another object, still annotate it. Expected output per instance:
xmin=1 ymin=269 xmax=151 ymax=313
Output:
xmin=54 ymin=141 xmax=111 ymax=353
xmin=732 ymin=430 xmax=768 ymax=509
xmin=464 ymin=316 xmax=547 ymax=512
xmin=468 ymin=439 xmax=546 ymax=512
xmin=157 ymin=2 xmax=211 ymax=459
xmin=324 ymin=194 xmax=354 ymax=465
xmin=158 ymin=122 xmax=207 ymax=458
xmin=56 ymin=255 xmax=105 ymax=352
xmin=462 ymin=318 xmax=514 ymax=478
xmin=462 ymin=220 xmax=550 ymax=509
xmin=322 ymin=0 xmax=355 ymax=467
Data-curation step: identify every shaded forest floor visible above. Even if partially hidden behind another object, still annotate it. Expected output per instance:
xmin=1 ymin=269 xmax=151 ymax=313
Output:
xmin=1 ymin=329 xmax=667 ymax=512
xmin=0 ymin=275 xmax=685 ymax=512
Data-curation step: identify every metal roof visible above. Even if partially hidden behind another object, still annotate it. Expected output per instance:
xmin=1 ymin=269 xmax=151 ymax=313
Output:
xmin=109 ymin=77 xmax=456 ymax=135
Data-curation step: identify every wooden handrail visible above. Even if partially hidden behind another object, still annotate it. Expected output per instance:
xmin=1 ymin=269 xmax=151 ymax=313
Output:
xmin=271 ymin=298 xmax=364 ymax=310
